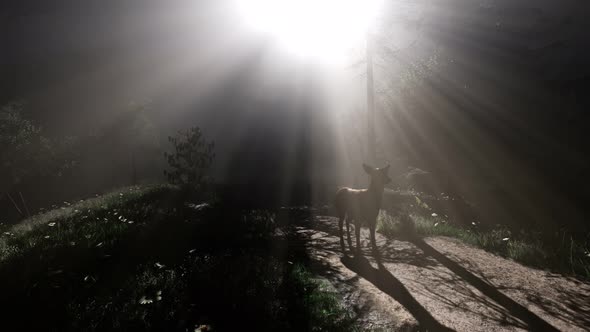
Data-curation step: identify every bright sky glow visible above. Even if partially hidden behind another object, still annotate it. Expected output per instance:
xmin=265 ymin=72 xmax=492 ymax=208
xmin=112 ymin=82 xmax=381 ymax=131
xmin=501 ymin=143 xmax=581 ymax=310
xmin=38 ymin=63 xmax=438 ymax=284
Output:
xmin=238 ymin=0 xmax=382 ymax=64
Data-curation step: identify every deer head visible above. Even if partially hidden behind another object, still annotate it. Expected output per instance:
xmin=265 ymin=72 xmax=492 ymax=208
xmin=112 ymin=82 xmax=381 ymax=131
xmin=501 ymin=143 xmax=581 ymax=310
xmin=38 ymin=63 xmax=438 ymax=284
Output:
xmin=363 ymin=163 xmax=392 ymax=189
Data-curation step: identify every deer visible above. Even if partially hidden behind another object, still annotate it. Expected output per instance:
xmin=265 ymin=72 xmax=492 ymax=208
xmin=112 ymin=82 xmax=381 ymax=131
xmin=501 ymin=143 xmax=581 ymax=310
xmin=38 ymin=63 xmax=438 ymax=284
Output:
xmin=334 ymin=163 xmax=391 ymax=255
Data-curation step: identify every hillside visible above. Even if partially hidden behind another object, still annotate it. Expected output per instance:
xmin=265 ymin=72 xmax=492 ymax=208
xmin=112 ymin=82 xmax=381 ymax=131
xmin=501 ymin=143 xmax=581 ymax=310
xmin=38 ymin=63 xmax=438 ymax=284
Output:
xmin=0 ymin=186 xmax=355 ymax=331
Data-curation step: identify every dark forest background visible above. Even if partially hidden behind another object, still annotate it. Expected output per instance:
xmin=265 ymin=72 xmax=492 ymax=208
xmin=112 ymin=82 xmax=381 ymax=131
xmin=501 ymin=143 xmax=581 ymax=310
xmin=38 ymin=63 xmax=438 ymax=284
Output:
xmin=1 ymin=0 xmax=589 ymax=234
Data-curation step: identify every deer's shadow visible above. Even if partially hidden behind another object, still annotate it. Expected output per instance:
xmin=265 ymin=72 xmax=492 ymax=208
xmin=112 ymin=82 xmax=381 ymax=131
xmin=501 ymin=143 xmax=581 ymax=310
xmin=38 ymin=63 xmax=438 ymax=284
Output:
xmin=307 ymin=215 xmax=573 ymax=332
xmin=341 ymin=254 xmax=455 ymax=332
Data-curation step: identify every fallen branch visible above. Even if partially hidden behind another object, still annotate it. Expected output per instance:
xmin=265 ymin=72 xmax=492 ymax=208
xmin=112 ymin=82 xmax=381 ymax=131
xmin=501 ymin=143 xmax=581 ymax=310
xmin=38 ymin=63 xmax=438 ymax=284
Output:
xmin=5 ymin=192 xmax=24 ymax=217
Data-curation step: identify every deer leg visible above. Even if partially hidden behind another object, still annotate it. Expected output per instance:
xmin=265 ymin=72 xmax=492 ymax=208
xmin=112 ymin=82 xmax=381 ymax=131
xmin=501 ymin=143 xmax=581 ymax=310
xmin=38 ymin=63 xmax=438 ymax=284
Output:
xmin=355 ymin=222 xmax=361 ymax=255
xmin=370 ymin=224 xmax=379 ymax=257
xmin=345 ymin=218 xmax=353 ymax=248
xmin=338 ymin=215 xmax=345 ymax=251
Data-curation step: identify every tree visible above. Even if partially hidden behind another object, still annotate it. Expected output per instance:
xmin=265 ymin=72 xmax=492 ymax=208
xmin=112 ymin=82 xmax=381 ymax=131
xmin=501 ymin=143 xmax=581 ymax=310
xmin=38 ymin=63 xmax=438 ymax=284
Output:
xmin=0 ymin=102 xmax=78 ymax=217
xmin=164 ymin=127 xmax=215 ymax=190
xmin=115 ymin=102 xmax=159 ymax=185
xmin=349 ymin=0 xmax=432 ymax=165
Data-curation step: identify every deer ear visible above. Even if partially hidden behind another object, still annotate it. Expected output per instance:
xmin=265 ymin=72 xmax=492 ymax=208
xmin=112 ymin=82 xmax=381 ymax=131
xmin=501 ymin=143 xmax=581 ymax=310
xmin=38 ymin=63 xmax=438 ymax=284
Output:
xmin=362 ymin=163 xmax=374 ymax=174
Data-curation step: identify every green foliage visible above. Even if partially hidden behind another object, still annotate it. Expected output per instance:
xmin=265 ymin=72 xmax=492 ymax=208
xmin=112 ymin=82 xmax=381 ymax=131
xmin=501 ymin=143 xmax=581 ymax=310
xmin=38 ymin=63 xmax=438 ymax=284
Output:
xmin=287 ymin=264 xmax=358 ymax=331
xmin=1 ymin=102 xmax=45 ymax=188
xmin=0 ymin=102 xmax=78 ymax=191
xmin=377 ymin=211 xmax=416 ymax=239
xmin=376 ymin=210 xmax=401 ymax=237
xmin=164 ymin=127 xmax=215 ymax=189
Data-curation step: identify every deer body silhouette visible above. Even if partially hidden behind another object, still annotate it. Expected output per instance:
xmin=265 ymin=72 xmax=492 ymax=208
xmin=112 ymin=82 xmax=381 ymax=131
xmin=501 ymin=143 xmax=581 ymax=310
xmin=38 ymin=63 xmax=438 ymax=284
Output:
xmin=335 ymin=164 xmax=391 ymax=254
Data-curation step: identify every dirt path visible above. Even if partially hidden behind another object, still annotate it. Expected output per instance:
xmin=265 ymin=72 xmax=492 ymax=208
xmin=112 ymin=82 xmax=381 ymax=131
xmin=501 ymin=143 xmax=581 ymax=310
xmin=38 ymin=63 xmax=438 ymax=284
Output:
xmin=298 ymin=215 xmax=590 ymax=331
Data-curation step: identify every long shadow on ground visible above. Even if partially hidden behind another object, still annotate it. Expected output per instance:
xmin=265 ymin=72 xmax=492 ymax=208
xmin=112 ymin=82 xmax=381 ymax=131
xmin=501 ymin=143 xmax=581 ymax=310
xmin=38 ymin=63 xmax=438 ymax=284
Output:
xmin=411 ymin=239 xmax=559 ymax=332
xmin=341 ymin=254 xmax=455 ymax=332
xmin=308 ymin=216 xmax=573 ymax=331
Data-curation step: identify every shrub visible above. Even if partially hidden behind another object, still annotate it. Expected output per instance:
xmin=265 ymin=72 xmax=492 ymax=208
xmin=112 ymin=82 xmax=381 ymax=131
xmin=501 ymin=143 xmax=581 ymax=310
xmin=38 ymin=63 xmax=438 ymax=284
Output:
xmin=164 ymin=127 xmax=214 ymax=190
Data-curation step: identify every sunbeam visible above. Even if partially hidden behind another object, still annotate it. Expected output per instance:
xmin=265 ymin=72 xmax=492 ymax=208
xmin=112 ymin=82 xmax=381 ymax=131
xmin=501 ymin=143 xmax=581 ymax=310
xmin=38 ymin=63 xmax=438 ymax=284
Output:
xmin=237 ymin=0 xmax=382 ymax=64
xmin=3 ymin=1 xmax=590 ymax=330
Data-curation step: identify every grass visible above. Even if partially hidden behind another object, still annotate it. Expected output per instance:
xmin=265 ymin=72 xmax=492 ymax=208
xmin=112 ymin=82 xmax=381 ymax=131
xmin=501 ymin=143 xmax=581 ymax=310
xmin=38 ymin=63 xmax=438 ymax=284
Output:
xmin=287 ymin=264 xmax=358 ymax=331
xmin=0 ymin=184 xmax=174 ymax=262
xmin=377 ymin=210 xmax=590 ymax=279
xmin=0 ymin=185 xmax=357 ymax=331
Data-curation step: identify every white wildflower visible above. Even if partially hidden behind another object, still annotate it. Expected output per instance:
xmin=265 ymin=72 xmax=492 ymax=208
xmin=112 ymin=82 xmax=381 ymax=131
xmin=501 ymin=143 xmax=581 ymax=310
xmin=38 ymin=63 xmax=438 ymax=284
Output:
xmin=139 ymin=296 xmax=153 ymax=305
xmin=195 ymin=324 xmax=212 ymax=332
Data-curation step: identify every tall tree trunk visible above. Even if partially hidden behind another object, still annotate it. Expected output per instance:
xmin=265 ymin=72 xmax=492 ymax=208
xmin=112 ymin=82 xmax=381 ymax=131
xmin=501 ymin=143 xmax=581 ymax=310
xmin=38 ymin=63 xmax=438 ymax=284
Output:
xmin=366 ymin=32 xmax=377 ymax=165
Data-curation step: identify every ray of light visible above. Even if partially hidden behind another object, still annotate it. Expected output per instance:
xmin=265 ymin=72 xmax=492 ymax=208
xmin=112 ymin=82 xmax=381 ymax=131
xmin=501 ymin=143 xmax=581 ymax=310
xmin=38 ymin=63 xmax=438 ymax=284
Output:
xmin=236 ymin=0 xmax=382 ymax=65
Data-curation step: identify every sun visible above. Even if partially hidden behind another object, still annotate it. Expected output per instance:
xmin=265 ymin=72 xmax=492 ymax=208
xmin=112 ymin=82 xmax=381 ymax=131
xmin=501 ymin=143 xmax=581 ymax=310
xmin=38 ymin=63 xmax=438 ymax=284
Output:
xmin=237 ymin=0 xmax=381 ymax=63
